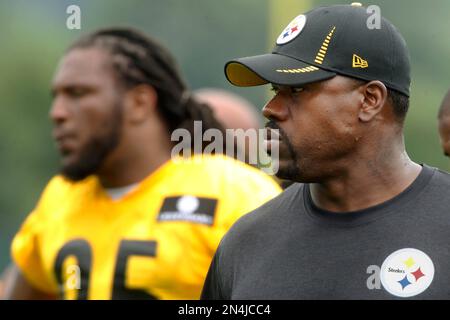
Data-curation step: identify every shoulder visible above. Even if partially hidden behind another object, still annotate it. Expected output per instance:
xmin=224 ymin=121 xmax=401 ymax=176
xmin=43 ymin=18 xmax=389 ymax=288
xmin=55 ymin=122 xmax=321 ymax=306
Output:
xmin=423 ymin=165 xmax=450 ymax=199
xmin=200 ymin=154 xmax=280 ymax=186
xmin=173 ymin=154 xmax=282 ymax=192
xmin=430 ymin=165 xmax=450 ymax=184
xmin=35 ymin=175 xmax=98 ymax=215
xmin=421 ymin=164 xmax=450 ymax=193
xmin=43 ymin=175 xmax=97 ymax=197
xmin=186 ymin=154 xmax=273 ymax=174
xmin=218 ymin=183 xmax=303 ymax=253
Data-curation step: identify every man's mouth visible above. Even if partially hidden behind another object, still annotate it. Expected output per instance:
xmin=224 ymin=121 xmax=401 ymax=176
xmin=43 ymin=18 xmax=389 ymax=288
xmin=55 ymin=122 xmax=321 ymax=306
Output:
xmin=264 ymin=127 xmax=281 ymax=141
xmin=53 ymin=131 xmax=77 ymax=155
xmin=263 ymin=128 xmax=282 ymax=155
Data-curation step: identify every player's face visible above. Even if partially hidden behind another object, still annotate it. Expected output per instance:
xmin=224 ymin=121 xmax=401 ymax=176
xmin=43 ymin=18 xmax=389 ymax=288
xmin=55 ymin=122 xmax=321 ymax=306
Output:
xmin=263 ymin=76 xmax=363 ymax=182
xmin=438 ymin=115 xmax=450 ymax=157
xmin=50 ymin=48 xmax=124 ymax=181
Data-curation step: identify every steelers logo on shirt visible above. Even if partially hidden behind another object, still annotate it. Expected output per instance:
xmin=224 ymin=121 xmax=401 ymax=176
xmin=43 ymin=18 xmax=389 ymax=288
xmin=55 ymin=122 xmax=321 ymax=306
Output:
xmin=276 ymin=14 xmax=307 ymax=45
xmin=157 ymin=195 xmax=218 ymax=225
xmin=380 ymin=248 xmax=435 ymax=298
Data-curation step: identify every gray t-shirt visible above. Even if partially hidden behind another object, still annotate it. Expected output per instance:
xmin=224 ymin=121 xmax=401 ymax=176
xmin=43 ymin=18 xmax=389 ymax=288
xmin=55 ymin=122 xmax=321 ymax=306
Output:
xmin=201 ymin=165 xmax=450 ymax=299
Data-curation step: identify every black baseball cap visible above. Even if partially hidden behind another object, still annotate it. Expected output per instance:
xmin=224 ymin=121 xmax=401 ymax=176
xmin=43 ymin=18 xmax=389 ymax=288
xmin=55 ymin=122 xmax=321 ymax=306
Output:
xmin=225 ymin=3 xmax=411 ymax=96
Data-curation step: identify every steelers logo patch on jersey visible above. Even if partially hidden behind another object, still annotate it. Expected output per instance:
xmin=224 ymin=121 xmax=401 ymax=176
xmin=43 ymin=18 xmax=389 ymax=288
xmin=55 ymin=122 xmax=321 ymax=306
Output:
xmin=157 ymin=195 xmax=218 ymax=225
xmin=380 ymin=248 xmax=435 ymax=298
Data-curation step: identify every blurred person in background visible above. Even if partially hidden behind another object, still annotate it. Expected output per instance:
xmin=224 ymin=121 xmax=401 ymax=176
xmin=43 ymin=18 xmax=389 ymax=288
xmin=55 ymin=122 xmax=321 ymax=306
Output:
xmin=438 ymin=88 xmax=450 ymax=157
xmin=195 ymin=88 xmax=293 ymax=188
xmin=194 ymin=88 xmax=261 ymax=133
xmin=2 ymin=27 xmax=281 ymax=300
xmin=194 ymin=88 xmax=260 ymax=166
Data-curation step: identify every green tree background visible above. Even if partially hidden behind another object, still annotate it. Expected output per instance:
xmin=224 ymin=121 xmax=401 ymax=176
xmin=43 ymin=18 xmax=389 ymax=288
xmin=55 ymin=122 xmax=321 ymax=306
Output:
xmin=0 ymin=0 xmax=449 ymax=270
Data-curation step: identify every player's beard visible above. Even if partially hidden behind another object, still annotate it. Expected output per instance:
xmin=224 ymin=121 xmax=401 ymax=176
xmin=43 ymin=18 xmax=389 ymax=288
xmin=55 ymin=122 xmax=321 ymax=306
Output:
xmin=266 ymin=120 xmax=301 ymax=181
xmin=60 ymin=102 xmax=123 ymax=182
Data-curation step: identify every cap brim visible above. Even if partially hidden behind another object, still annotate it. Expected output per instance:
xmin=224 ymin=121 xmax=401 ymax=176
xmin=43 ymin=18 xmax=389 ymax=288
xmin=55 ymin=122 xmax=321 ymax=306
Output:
xmin=225 ymin=53 xmax=336 ymax=87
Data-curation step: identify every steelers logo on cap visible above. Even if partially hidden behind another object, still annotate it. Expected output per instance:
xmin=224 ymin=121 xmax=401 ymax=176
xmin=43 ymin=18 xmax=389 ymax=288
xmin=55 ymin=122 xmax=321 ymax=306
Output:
xmin=380 ymin=248 xmax=435 ymax=298
xmin=276 ymin=14 xmax=307 ymax=45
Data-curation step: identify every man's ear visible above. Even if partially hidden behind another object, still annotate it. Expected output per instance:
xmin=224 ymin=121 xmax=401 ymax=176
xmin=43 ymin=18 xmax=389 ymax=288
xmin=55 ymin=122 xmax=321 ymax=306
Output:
xmin=124 ymin=84 xmax=158 ymax=123
xmin=358 ymin=80 xmax=388 ymax=122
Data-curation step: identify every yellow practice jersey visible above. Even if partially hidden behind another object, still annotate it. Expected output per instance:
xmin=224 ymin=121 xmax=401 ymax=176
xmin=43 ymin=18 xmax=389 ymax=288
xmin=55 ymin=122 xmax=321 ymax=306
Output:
xmin=11 ymin=155 xmax=281 ymax=300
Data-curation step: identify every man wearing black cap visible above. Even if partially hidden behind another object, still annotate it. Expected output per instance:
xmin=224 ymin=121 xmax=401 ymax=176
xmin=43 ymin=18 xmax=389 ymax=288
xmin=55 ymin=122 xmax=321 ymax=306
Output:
xmin=201 ymin=4 xmax=450 ymax=299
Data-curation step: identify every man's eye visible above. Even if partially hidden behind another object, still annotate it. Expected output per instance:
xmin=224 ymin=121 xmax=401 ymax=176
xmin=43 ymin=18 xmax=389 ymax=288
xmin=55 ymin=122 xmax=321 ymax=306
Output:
xmin=270 ymin=86 xmax=303 ymax=95
xmin=68 ymin=88 xmax=88 ymax=97
xmin=291 ymin=87 xmax=304 ymax=94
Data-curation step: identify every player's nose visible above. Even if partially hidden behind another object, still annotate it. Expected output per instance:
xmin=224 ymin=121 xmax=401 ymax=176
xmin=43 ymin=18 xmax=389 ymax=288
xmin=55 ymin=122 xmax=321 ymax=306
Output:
xmin=49 ymin=96 xmax=70 ymax=125
xmin=262 ymin=95 xmax=288 ymax=122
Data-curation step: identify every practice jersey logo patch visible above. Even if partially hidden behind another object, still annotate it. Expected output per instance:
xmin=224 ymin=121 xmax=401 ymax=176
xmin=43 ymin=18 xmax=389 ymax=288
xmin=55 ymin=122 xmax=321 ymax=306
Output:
xmin=276 ymin=14 xmax=307 ymax=45
xmin=157 ymin=195 xmax=217 ymax=226
xmin=380 ymin=248 xmax=434 ymax=298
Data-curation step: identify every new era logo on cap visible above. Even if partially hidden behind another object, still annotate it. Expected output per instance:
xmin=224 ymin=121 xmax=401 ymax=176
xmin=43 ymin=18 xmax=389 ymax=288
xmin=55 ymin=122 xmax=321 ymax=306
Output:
xmin=225 ymin=4 xmax=410 ymax=96
xmin=352 ymin=54 xmax=368 ymax=68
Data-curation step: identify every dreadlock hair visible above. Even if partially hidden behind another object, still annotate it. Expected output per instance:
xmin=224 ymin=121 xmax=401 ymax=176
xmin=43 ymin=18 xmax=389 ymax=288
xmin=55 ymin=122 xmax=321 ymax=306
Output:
xmin=67 ymin=27 xmax=228 ymax=154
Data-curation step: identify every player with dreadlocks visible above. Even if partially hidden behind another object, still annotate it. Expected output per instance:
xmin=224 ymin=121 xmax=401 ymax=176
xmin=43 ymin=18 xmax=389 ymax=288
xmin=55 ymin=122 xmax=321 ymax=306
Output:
xmin=3 ymin=27 xmax=281 ymax=299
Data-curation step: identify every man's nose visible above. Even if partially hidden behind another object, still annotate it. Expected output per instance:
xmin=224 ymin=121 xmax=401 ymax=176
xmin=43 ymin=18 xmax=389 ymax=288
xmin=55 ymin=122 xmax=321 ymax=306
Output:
xmin=262 ymin=95 xmax=289 ymax=121
xmin=49 ymin=96 xmax=70 ymax=124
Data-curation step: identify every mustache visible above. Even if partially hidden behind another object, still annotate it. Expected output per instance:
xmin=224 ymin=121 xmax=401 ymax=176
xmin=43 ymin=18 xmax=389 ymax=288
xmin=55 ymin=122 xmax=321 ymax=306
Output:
xmin=265 ymin=120 xmax=298 ymax=160
xmin=264 ymin=120 xmax=279 ymax=130
xmin=264 ymin=120 xmax=287 ymax=140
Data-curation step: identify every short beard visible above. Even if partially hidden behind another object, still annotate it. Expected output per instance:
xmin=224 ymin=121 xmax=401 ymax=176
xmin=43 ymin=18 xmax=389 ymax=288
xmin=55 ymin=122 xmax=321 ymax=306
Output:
xmin=265 ymin=120 xmax=301 ymax=181
xmin=274 ymin=139 xmax=302 ymax=181
xmin=60 ymin=103 xmax=123 ymax=182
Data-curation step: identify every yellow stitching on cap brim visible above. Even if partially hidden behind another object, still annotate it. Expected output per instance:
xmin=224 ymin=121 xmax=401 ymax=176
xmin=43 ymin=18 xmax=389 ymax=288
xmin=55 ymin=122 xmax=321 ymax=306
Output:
xmin=275 ymin=66 xmax=320 ymax=73
xmin=226 ymin=62 xmax=267 ymax=86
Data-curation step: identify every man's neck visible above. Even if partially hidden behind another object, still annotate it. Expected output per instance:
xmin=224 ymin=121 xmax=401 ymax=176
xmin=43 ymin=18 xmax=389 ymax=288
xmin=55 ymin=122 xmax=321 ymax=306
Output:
xmin=96 ymin=131 xmax=173 ymax=188
xmin=309 ymin=150 xmax=422 ymax=213
xmin=98 ymin=151 xmax=171 ymax=189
